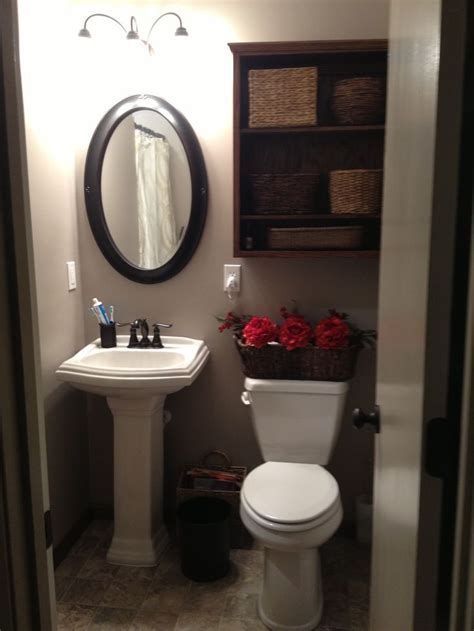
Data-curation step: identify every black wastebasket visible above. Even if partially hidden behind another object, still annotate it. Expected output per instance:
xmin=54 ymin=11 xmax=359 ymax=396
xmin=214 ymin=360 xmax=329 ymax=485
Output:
xmin=177 ymin=497 xmax=231 ymax=582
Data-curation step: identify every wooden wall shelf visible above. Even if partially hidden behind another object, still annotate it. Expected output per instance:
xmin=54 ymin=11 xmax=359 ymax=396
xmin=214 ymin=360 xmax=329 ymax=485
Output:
xmin=240 ymin=214 xmax=381 ymax=221
xmin=240 ymin=124 xmax=385 ymax=135
xmin=234 ymin=249 xmax=380 ymax=259
xmin=229 ymin=40 xmax=388 ymax=258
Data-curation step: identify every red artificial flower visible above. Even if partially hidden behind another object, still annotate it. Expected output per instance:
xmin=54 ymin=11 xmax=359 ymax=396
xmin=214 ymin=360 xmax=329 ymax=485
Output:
xmin=217 ymin=311 xmax=248 ymax=334
xmin=243 ymin=316 xmax=278 ymax=348
xmin=279 ymin=315 xmax=312 ymax=351
xmin=280 ymin=305 xmax=306 ymax=321
xmin=315 ymin=312 xmax=350 ymax=349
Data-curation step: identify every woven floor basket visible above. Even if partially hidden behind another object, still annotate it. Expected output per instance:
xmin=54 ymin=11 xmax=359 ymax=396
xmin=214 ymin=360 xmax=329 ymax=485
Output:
xmin=248 ymin=67 xmax=318 ymax=128
xmin=234 ymin=337 xmax=359 ymax=381
xmin=268 ymin=225 xmax=364 ymax=250
xmin=177 ymin=451 xmax=250 ymax=549
xmin=250 ymin=173 xmax=319 ymax=213
xmin=330 ymin=169 xmax=383 ymax=215
xmin=332 ymin=76 xmax=386 ymax=125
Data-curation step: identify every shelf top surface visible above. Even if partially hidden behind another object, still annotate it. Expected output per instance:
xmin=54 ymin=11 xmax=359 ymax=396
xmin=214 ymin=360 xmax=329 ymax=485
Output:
xmin=228 ymin=39 xmax=388 ymax=55
xmin=240 ymin=125 xmax=385 ymax=134
xmin=240 ymin=213 xmax=381 ymax=220
xmin=235 ymin=249 xmax=380 ymax=258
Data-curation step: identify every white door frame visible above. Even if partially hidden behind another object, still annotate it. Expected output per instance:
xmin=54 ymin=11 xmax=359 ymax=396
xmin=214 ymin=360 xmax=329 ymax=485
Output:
xmin=0 ymin=0 xmax=55 ymax=628
xmin=449 ymin=218 xmax=474 ymax=631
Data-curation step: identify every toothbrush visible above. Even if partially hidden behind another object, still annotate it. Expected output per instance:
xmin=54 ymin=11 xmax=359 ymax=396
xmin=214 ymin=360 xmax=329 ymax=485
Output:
xmin=109 ymin=305 xmax=114 ymax=323
xmin=99 ymin=304 xmax=110 ymax=324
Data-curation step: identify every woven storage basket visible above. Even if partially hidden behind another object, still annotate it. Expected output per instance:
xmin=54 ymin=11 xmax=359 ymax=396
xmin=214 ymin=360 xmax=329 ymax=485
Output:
xmin=332 ymin=76 xmax=385 ymax=125
xmin=268 ymin=225 xmax=364 ymax=250
xmin=176 ymin=451 xmax=250 ymax=549
xmin=248 ymin=67 xmax=318 ymax=128
xmin=234 ymin=337 xmax=359 ymax=381
xmin=250 ymin=173 xmax=319 ymax=214
xmin=329 ymin=169 xmax=383 ymax=215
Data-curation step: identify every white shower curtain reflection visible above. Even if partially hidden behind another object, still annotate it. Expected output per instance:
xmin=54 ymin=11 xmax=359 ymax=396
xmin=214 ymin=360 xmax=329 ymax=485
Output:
xmin=134 ymin=129 xmax=178 ymax=269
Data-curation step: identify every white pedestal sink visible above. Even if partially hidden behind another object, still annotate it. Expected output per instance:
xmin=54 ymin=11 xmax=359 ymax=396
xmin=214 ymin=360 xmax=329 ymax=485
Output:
xmin=56 ymin=335 xmax=209 ymax=566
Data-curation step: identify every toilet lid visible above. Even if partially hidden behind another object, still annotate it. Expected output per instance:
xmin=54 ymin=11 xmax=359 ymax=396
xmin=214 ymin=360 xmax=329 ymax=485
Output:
xmin=242 ymin=462 xmax=339 ymax=525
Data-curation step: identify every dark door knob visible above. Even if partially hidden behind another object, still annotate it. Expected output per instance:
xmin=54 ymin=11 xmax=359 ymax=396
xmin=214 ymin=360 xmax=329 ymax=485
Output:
xmin=353 ymin=405 xmax=380 ymax=433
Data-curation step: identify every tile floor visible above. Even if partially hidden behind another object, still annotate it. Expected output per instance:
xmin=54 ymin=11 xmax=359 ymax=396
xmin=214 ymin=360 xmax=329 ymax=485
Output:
xmin=55 ymin=520 xmax=370 ymax=630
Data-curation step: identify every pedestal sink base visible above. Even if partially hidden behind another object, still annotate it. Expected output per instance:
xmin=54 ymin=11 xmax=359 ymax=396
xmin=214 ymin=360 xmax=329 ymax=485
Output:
xmin=106 ymin=395 xmax=169 ymax=567
xmin=107 ymin=525 xmax=169 ymax=567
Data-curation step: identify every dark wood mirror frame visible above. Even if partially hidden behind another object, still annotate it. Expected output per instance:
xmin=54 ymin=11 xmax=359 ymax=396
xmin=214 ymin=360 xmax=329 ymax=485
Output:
xmin=84 ymin=94 xmax=208 ymax=283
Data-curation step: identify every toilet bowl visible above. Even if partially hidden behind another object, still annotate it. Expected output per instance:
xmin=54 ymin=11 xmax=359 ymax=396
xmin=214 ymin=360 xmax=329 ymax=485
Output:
xmin=240 ymin=377 xmax=349 ymax=630
xmin=240 ymin=462 xmax=342 ymax=630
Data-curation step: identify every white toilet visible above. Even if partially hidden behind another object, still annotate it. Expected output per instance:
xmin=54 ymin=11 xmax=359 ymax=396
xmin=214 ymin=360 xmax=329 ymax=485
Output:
xmin=240 ymin=377 xmax=349 ymax=631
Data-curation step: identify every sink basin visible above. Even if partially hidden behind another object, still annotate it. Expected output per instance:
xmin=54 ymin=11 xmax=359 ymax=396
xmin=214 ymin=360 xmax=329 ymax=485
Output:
xmin=56 ymin=335 xmax=210 ymax=397
xmin=56 ymin=335 xmax=210 ymax=567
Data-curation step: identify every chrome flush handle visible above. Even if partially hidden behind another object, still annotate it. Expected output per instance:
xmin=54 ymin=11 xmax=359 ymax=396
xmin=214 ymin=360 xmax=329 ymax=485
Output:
xmin=241 ymin=391 xmax=252 ymax=406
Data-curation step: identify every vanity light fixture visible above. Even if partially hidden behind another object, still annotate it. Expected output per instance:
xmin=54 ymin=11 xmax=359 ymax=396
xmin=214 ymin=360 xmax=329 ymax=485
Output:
xmin=78 ymin=12 xmax=188 ymax=54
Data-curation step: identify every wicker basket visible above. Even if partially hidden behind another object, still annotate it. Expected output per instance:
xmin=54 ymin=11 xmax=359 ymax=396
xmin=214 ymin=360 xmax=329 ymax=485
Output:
xmin=234 ymin=337 xmax=359 ymax=381
xmin=248 ymin=67 xmax=318 ymax=128
xmin=250 ymin=173 xmax=319 ymax=214
xmin=332 ymin=76 xmax=385 ymax=125
xmin=268 ymin=225 xmax=364 ymax=250
xmin=176 ymin=451 xmax=250 ymax=549
xmin=329 ymin=169 xmax=383 ymax=215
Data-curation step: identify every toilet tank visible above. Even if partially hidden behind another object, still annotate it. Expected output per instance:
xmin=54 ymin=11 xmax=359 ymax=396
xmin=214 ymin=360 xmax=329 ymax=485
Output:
xmin=242 ymin=378 xmax=349 ymax=465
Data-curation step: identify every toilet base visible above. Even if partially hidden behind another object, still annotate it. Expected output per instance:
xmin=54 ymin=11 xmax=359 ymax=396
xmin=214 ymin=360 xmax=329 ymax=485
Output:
xmin=259 ymin=547 xmax=323 ymax=630
xmin=259 ymin=598 xmax=322 ymax=631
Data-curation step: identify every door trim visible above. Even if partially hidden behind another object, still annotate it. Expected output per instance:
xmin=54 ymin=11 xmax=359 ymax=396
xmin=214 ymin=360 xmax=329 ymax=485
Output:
xmin=0 ymin=0 xmax=55 ymax=627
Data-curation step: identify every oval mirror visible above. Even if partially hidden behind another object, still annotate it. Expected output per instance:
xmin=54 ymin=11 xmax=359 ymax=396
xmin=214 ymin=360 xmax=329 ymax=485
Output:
xmin=84 ymin=94 xmax=208 ymax=283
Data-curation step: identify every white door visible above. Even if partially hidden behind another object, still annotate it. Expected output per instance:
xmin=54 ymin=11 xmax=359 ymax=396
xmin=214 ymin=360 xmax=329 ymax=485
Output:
xmin=370 ymin=0 xmax=472 ymax=629
xmin=0 ymin=0 xmax=56 ymax=628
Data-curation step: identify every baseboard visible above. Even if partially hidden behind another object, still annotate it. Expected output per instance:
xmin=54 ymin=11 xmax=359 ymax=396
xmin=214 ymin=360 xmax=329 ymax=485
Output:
xmin=337 ymin=519 xmax=356 ymax=538
xmin=89 ymin=502 xmax=114 ymax=521
xmin=52 ymin=509 xmax=359 ymax=569
xmin=53 ymin=504 xmax=115 ymax=569
xmin=53 ymin=508 xmax=92 ymax=569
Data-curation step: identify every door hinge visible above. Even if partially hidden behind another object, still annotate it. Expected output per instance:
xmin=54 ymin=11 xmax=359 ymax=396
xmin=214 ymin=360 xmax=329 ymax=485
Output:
xmin=425 ymin=417 xmax=455 ymax=479
xmin=44 ymin=510 xmax=53 ymax=548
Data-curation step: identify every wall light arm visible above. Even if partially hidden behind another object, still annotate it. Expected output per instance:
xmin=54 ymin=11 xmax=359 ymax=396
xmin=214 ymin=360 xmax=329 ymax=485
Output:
xmin=146 ymin=12 xmax=188 ymax=51
xmin=78 ymin=13 xmax=128 ymax=38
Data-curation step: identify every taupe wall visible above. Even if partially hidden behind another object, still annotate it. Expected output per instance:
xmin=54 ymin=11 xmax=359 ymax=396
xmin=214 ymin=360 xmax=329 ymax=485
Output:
xmin=76 ymin=0 xmax=389 ymax=523
xmin=17 ymin=0 xmax=89 ymax=544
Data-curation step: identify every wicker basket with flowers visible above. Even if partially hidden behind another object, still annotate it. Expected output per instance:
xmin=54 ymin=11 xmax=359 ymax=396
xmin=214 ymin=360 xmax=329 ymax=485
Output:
xmin=217 ymin=306 xmax=375 ymax=381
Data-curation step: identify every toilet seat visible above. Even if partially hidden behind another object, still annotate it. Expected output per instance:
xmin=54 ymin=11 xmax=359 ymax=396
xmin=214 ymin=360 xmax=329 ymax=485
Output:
xmin=242 ymin=462 xmax=340 ymax=532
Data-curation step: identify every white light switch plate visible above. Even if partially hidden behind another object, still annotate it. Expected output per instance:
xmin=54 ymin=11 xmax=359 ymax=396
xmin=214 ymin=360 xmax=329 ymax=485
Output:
xmin=66 ymin=261 xmax=77 ymax=291
xmin=223 ymin=264 xmax=241 ymax=293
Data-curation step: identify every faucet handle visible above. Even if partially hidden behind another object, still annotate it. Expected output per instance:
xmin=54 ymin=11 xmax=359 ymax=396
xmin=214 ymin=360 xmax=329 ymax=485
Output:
xmin=151 ymin=322 xmax=172 ymax=349
xmin=124 ymin=320 xmax=141 ymax=348
xmin=127 ymin=326 xmax=139 ymax=348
